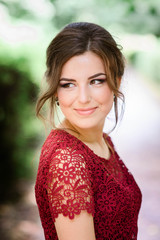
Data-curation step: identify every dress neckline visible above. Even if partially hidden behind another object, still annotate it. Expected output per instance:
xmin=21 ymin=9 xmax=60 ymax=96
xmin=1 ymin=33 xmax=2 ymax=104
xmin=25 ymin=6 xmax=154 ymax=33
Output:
xmin=52 ymin=128 xmax=113 ymax=162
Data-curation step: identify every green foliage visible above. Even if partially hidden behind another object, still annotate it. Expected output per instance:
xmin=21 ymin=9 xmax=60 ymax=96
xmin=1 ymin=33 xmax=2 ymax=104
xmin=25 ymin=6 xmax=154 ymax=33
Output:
xmin=0 ymin=0 xmax=37 ymax=20
xmin=1 ymin=0 xmax=160 ymax=35
xmin=0 ymin=47 xmax=40 ymax=202
xmin=129 ymin=45 xmax=160 ymax=86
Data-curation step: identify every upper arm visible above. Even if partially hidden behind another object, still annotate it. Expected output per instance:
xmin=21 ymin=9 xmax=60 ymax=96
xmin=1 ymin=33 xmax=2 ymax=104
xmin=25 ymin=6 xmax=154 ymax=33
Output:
xmin=55 ymin=211 xmax=96 ymax=240
xmin=47 ymin=146 xmax=95 ymax=239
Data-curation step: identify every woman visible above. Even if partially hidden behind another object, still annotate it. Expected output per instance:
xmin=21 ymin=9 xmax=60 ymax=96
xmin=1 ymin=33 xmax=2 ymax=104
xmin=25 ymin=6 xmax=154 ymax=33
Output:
xmin=35 ymin=22 xmax=142 ymax=240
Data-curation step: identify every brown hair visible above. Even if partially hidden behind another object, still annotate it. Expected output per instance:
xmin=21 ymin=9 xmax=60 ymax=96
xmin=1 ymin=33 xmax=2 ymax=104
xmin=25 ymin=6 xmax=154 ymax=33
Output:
xmin=36 ymin=22 xmax=125 ymax=129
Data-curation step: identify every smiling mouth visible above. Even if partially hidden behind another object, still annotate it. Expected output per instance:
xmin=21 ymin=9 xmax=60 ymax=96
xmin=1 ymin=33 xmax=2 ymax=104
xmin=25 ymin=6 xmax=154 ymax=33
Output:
xmin=74 ymin=107 xmax=97 ymax=116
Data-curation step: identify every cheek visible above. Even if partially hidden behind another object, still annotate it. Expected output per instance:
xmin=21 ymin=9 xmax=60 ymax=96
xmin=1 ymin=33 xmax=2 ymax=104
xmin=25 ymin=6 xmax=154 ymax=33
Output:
xmin=98 ymin=90 xmax=114 ymax=116
xmin=57 ymin=89 xmax=74 ymax=107
xmin=96 ymin=87 xmax=113 ymax=106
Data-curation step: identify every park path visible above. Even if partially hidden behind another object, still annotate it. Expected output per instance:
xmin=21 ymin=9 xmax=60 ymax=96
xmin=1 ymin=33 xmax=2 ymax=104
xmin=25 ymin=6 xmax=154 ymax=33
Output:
xmin=108 ymin=66 xmax=160 ymax=240
xmin=0 ymin=66 xmax=159 ymax=240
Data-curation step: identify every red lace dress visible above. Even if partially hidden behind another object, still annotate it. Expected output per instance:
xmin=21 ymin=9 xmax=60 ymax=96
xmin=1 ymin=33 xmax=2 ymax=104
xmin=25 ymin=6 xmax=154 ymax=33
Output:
xmin=35 ymin=129 xmax=142 ymax=240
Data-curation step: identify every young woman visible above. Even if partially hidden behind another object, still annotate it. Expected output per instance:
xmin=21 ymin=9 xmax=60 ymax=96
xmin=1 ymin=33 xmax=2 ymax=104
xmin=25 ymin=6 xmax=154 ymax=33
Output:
xmin=35 ymin=22 xmax=142 ymax=240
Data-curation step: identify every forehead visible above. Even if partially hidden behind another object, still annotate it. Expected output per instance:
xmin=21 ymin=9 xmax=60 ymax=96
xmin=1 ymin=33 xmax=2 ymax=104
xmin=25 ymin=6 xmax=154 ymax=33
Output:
xmin=60 ymin=51 xmax=105 ymax=78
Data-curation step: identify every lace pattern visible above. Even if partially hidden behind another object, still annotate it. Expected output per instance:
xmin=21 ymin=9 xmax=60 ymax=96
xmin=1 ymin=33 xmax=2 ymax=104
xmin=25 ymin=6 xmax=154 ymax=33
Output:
xmin=47 ymin=146 xmax=94 ymax=220
xmin=35 ymin=129 xmax=142 ymax=240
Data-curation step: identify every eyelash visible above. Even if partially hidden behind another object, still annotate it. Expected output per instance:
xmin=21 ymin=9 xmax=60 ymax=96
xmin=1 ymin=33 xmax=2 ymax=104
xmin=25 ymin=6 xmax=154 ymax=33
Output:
xmin=59 ymin=79 xmax=106 ymax=88
xmin=90 ymin=79 xmax=106 ymax=85
xmin=59 ymin=83 xmax=74 ymax=88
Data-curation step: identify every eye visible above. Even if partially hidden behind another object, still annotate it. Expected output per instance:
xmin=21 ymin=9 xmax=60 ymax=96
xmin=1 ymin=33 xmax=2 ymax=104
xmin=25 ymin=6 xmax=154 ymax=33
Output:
xmin=90 ymin=79 xmax=106 ymax=85
xmin=59 ymin=82 xmax=75 ymax=88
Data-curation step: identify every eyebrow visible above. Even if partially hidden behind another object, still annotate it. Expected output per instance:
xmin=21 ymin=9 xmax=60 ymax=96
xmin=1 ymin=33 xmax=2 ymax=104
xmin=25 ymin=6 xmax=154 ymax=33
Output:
xmin=59 ymin=73 xmax=106 ymax=82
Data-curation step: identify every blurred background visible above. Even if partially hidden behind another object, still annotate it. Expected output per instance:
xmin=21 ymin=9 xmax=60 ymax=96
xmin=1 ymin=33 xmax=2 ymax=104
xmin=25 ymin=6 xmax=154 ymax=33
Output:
xmin=0 ymin=0 xmax=160 ymax=239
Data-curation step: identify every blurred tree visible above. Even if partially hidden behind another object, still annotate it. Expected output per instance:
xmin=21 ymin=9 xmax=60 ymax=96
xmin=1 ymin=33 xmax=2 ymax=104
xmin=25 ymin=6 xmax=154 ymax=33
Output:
xmin=0 ymin=54 xmax=38 ymax=203
xmin=123 ymin=0 xmax=160 ymax=37
xmin=0 ymin=0 xmax=35 ymax=20
xmin=0 ymin=0 xmax=160 ymax=36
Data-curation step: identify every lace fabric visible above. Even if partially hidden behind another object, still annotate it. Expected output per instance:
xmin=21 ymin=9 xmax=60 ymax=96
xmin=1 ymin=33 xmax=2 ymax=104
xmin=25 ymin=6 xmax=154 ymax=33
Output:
xmin=35 ymin=129 xmax=142 ymax=240
xmin=47 ymin=146 xmax=94 ymax=220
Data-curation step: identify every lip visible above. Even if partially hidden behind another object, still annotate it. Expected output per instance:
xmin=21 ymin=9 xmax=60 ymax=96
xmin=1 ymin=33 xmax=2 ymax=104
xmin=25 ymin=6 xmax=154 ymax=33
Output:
xmin=74 ymin=107 xmax=97 ymax=116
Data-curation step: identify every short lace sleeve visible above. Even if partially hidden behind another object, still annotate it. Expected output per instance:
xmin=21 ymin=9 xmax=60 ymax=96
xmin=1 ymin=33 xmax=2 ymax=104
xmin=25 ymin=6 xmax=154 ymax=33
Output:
xmin=47 ymin=144 xmax=94 ymax=221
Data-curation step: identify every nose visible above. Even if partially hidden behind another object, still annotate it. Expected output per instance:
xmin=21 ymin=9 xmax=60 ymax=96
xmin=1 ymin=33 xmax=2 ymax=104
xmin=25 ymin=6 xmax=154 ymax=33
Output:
xmin=78 ymin=86 xmax=91 ymax=104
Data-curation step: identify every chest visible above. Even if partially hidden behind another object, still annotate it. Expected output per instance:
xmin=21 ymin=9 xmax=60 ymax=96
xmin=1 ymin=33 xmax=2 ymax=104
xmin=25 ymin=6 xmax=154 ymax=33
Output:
xmin=85 ymin=142 xmax=111 ymax=161
xmin=85 ymin=147 xmax=141 ymax=203
xmin=90 ymin=157 xmax=142 ymax=216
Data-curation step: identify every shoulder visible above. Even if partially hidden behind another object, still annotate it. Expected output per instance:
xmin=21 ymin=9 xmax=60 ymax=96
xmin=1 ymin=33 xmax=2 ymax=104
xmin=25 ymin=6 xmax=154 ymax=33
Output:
xmin=40 ymin=129 xmax=86 ymax=161
xmin=42 ymin=129 xmax=73 ymax=148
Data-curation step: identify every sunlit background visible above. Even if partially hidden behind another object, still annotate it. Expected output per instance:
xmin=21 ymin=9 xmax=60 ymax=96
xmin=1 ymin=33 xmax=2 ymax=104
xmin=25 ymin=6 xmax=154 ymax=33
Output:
xmin=0 ymin=0 xmax=160 ymax=239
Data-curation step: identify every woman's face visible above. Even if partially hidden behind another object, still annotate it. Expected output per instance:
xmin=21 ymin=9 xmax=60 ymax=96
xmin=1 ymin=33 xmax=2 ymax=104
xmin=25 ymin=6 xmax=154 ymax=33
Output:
xmin=57 ymin=51 xmax=114 ymax=131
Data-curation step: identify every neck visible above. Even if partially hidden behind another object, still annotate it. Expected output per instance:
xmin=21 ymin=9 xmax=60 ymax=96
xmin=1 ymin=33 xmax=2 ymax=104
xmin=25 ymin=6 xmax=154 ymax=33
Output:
xmin=60 ymin=119 xmax=105 ymax=145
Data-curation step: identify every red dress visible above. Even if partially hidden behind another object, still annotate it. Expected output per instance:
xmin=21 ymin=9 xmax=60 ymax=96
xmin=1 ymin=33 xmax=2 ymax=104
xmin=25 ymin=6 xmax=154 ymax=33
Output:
xmin=35 ymin=129 xmax=142 ymax=240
